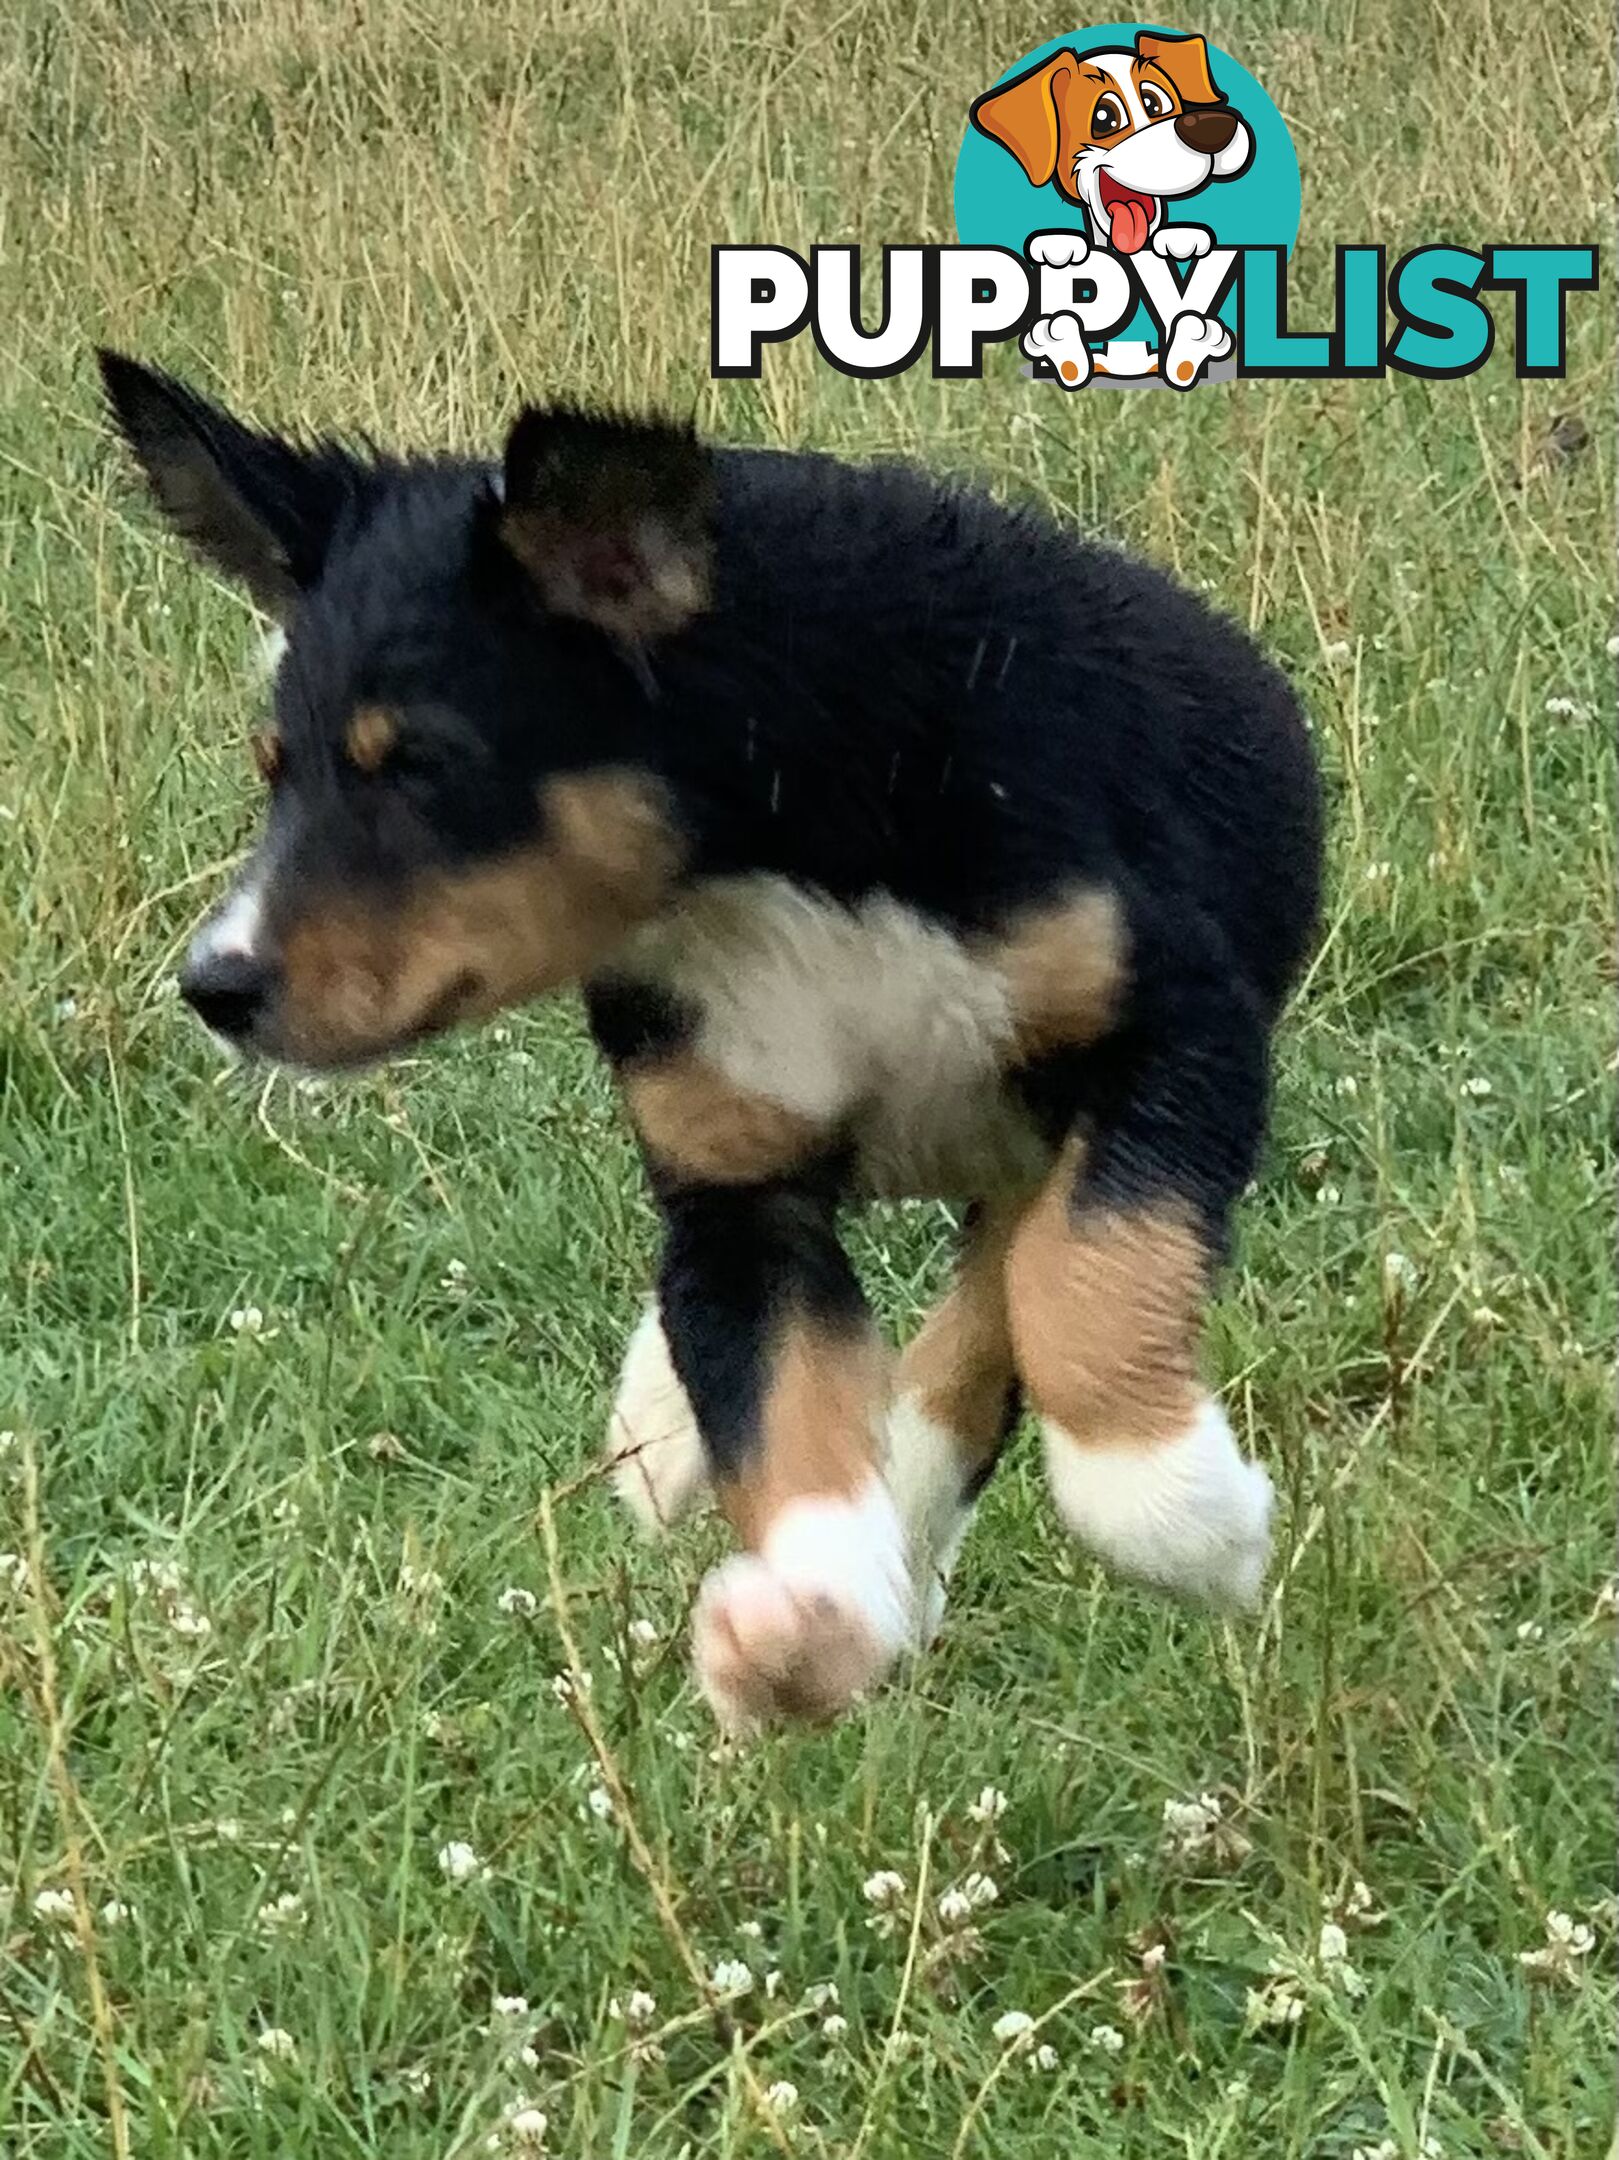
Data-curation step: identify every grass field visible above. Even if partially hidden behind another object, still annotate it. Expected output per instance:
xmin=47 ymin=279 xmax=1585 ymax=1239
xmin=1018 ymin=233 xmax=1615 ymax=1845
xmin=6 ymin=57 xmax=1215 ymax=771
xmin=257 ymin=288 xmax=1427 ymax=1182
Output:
xmin=1 ymin=1 xmax=1615 ymax=2153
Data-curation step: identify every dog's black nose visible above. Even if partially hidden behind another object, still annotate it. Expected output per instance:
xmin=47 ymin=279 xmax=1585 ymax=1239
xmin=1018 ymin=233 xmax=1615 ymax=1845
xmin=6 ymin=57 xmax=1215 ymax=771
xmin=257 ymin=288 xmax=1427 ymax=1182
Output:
xmin=1175 ymin=107 xmax=1238 ymax=155
xmin=179 ymin=951 xmax=275 ymax=1040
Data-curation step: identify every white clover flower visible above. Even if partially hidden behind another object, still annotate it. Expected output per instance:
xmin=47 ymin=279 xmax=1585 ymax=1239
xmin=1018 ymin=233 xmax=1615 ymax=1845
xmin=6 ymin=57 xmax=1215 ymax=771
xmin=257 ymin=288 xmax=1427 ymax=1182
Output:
xmin=256 ymin=2026 xmax=298 ymax=2061
xmin=518 ymin=2042 xmax=540 ymax=2071
xmin=1460 ymin=1075 xmax=1493 ymax=1098
xmin=821 ymin=2012 xmax=849 ymax=2042
xmin=737 ymin=1917 xmax=765 ymax=1940
xmin=992 ymin=2009 xmax=1035 ymax=2045
xmin=1244 ymin=1977 xmax=1305 ymax=2028
xmin=440 ymin=1259 xmax=470 ymax=1291
xmin=1519 ymin=1907 xmax=1595 ymax=1983
xmin=1362 ymin=860 xmax=1393 ymax=884
xmin=1594 ymin=1579 xmax=1619 ymax=1619
xmin=966 ymin=1785 xmax=1009 ymax=1826
xmin=1381 ymin=1252 xmax=1419 ymax=1296
xmin=584 ymin=1786 xmax=615 ymax=1822
xmin=763 ymin=1968 xmax=784 ymax=1999
xmin=1323 ymin=639 xmax=1352 ymax=664
xmin=1516 ymin=1619 xmax=1545 ymax=1644
xmin=550 ymin=1670 xmax=591 ymax=1703
xmin=1140 ymin=1942 xmax=1167 ymax=1974
xmin=937 ymin=1888 xmax=973 ymax=1927
xmin=100 ymin=1898 xmax=133 ymax=1927
xmin=862 ymin=1869 xmax=906 ymax=1907
xmin=505 ymin=2106 xmax=548 ymax=2149
xmin=1543 ymin=695 xmax=1588 ymax=718
xmin=1318 ymin=1921 xmax=1350 ymax=1965
xmin=497 ymin=1586 xmax=538 ymax=1619
xmin=1089 ymin=2022 xmax=1125 ymax=2055
xmin=492 ymin=1993 xmax=530 ymax=2020
xmin=401 ymin=2064 xmax=432 ymax=2097
xmin=961 ymin=1871 xmax=998 ymax=1910
xmin=710 ymin=1957 xmax=754 ymax=1997
xmin=33 ymin=1887 xmax=78 ymax=1932
xmin=0 ymin=1553 xmax=32 ymax=1596
xmin=764 ymin=2080 xmax=799 ymax=2113
xmin=804 ymin=1981 xmax=840 ymax=2011
xmin=437 ymin=1840 xmax=487 ymax=1885
xmin=229 ymin=1305 xmax=266 ymax=1336
xmin=1032 ymin=2042 xmax=1060 ymax=2073
xmin=609 ymin=1987 xmax=657 ymax=2028
xmin=256 ymin=1890 xmax=307 ymax=1936
xmin=628 ymin=1617 xmax=660 ymax=1649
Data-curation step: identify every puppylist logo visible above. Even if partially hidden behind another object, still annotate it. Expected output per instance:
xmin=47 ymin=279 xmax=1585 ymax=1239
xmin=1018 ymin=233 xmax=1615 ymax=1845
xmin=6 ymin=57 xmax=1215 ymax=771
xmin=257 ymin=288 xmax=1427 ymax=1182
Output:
xmin=711 ymin=22 xmax=1598 ymax=389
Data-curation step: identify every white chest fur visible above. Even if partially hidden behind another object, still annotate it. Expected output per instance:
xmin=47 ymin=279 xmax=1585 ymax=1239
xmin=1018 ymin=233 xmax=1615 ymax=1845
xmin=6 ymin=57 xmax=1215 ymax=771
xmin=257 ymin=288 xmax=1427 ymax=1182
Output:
xmin=623 ymin=875 xmax=1050 ymax=1198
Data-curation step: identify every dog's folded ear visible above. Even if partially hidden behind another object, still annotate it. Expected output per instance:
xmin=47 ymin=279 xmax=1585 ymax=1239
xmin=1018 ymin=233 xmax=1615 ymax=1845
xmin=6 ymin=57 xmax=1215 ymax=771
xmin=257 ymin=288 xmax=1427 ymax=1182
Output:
xmin=96 ymin=351 xmax=370 ymax=618
xmin=968 ymin=50 xmax=1081 ymax=189
xmin=495 ymin=406 xmax=714 ymax=646
xmin=1135 ymin=31 xmax=1225 ymax=109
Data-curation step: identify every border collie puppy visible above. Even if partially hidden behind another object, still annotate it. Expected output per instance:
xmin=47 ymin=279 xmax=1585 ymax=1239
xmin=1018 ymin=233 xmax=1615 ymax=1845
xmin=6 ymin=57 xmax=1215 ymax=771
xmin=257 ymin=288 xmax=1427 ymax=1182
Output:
xmin=100 ymin=351 xmax=1322 ymax=1731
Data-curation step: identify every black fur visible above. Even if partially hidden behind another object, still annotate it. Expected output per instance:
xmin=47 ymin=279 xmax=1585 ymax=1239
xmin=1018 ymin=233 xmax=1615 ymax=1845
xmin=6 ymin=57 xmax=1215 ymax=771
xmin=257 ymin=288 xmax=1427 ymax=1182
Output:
xmin=101 ymin=351 xmax=1323 ymax=1502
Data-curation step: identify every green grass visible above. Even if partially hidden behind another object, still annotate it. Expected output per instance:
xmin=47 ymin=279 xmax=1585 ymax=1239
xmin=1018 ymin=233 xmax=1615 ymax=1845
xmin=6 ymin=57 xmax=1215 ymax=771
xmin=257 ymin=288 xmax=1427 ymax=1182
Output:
xmin=0 ymin=1 xmax=1614 ymax=2153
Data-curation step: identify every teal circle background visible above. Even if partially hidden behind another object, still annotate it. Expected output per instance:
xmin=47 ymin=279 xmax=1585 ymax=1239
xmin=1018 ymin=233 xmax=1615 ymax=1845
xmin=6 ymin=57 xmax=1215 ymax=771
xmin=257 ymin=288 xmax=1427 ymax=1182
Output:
xmin=953 ymin=21 xmax=1302 ymax=340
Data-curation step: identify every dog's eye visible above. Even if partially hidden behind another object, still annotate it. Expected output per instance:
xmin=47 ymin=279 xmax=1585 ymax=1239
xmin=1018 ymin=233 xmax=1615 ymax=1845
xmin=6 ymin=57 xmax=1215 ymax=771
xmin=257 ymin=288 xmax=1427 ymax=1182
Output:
xmin=1092 ymin=94 xmax=1127 ymax=138
xmin=1140 ymin=83 xmax=1172 ymax=119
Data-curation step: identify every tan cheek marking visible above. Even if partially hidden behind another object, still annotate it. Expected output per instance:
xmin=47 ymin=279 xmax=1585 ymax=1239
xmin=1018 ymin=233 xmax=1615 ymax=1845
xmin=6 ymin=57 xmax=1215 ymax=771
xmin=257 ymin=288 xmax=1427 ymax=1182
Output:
xmin=723 ymin=1319 xmax=889 ymax=1549
xmin=251 ymin=729 xmax=282 ymax=784
xmin=1006 ymin=1149 xmax=1207 ymax=1450
xmin=276 ymin=771 xmax=685 ymax=1057
xmin=899 ymin=1207 xmax=1020 ymax=1464
xmin=983 ymin=887 xmax=1126 ymax=1059
xmin=623 ymin=1056 xmax=824 ymax=1186
xmin=345 ymin=704 xmax=398 ymax=772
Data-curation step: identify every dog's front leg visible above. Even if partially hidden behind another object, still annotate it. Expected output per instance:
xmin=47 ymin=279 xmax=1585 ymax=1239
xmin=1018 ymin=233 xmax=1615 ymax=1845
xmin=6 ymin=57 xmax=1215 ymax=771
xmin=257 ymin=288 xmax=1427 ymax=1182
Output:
xmin=655 ymin=1181 xmax=915 ymax=1731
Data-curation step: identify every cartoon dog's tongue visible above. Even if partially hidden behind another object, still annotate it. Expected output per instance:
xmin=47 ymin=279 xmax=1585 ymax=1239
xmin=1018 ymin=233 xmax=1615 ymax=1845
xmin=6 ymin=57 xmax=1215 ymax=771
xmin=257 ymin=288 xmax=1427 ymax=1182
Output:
xmin=1099 ymin=175 xmax=1155 ymax=255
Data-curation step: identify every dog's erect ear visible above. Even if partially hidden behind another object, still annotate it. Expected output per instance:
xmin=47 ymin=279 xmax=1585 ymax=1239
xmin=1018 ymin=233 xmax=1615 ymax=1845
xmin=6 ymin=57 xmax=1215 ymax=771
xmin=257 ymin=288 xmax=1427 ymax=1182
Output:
xmin=496 ymin=407 xmax=713 ymax=646
xmin=969 ymin=50 xmax=1081 ymax=189
xmin=97 ymin=350 xmax=368 ymax=617
xmin=1135 ymin=31 xmax=1224 ymax=108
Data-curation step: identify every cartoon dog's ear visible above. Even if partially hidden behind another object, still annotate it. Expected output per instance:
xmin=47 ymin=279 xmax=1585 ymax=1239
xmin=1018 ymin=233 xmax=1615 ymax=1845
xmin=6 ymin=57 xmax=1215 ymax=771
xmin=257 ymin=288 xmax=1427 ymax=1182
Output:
xmin=97 ymin=350 xmax=368 ymax=618
xmin=496 ymin=407 xmax=714 ymax=645
xmin=969 ymin=50 xmax=1081 ymax=188
xmin=1135 ymin=31 xmax=1225 ymax=107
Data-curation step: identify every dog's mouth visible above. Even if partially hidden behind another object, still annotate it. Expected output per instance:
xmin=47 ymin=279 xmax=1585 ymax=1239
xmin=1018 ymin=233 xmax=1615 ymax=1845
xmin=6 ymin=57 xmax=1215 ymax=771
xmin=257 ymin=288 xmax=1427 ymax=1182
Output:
xmin=251 ymin=968 xmax=486 ymax=1073
xmin=1097 ymin=171 xmax=1158 ymax=255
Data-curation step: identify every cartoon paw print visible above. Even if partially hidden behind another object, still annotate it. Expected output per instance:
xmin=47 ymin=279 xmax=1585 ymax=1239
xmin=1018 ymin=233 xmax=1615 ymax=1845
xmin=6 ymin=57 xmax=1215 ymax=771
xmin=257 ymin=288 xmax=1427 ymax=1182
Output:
xmin=1022 ymin=311 xmax=1091 ymax=390
xmin=1161 ymin=312 xmax=1233 ymax=390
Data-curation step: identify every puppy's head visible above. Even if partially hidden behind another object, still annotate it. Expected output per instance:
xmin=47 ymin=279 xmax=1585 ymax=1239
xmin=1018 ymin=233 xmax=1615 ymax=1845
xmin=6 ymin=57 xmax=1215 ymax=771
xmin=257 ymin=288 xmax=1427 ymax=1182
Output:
xmin=970 ymin=32 xmax=1253 ymax=254
xmin=100 ymin=354 xmax=707 ymax=1069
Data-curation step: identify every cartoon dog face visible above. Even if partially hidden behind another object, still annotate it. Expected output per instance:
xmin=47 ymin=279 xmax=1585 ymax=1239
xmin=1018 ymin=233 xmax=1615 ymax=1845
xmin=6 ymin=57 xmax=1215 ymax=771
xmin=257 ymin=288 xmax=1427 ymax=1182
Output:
xmin=970 ymin=31 xmax=1253 ymax=255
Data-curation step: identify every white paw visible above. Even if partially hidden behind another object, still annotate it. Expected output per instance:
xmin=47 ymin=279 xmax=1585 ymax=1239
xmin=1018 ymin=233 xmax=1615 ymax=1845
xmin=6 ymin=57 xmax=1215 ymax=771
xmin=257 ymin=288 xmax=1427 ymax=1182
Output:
xmin=1152 ymin=223 xmax=1213 ymax=263
xmin=1161 ymin=312 xmax=1233 ymax=390
xmin=693 ymin=1482 xmax=913 ymax=1730
xmin=1044 ymin=1398 xmax=1273 ymax=1608
xmin=604 ymin=1304 xmax=709 ymax=1533
xmin=1022 ymin=311 xmax=1091 ymax=390
xmin=693 ymin=1556 xmax=891 ymax=1730
xmin=1027 ymin=228 xmax=1090 ymax=269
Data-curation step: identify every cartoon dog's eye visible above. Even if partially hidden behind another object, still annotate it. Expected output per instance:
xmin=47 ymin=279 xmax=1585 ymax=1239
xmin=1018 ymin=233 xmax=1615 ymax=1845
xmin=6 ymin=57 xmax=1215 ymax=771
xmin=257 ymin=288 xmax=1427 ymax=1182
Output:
xmin=1139 ymin=82 xmax=1173 ymax=119
xmin=1091 ymin=94 xmax=1127 ymax=138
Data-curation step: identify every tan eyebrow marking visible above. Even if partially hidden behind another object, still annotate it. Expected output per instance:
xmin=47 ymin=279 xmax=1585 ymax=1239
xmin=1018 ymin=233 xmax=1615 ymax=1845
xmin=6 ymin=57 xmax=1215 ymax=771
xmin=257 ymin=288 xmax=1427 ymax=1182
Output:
xmin=345 ymin=705 xmax=398 ymax=773
xmin=250 ymin=729 xmax=282 ymax=783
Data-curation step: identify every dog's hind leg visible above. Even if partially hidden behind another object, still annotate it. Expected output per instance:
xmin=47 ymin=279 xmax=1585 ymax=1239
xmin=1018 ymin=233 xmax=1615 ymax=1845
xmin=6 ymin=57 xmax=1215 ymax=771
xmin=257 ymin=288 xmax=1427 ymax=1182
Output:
xmin=1006 ymin=962 xmax=1276 ymax=1607
xmin=885 ymin=1202 xmax=1021 ymax=1647
xmin=604 ymin=1301 xmax=711 ymax=1532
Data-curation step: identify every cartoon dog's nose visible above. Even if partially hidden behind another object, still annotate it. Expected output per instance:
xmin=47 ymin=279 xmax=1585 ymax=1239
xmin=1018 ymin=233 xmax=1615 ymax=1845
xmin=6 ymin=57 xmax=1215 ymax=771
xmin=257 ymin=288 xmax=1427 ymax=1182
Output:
xmin=179 ymin=950 xmax=276 ymax=1041
xmin=1174 ymin=108 xmax=1238 ymax=154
